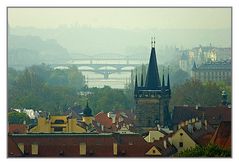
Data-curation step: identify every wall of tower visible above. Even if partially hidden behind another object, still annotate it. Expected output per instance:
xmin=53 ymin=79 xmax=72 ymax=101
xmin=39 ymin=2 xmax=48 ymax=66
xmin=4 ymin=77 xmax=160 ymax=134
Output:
xmin=135 ymin=98 xmax=161 ymax=127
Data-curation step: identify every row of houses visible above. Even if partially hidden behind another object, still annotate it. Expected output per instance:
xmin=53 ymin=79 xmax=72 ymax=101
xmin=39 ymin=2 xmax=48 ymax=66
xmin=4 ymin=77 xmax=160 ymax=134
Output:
xmin=8 ymin=120 xmax=230 ymax=157
xmin=8 ymin=103 xmax=231 ymax=157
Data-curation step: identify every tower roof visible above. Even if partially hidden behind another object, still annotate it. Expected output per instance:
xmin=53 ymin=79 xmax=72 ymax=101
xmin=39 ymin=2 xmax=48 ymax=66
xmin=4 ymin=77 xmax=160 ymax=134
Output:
xmin=83 ymin=100 xmax=93 ymax=117
xmin=145 ymin=41 xmax=160 ymax=89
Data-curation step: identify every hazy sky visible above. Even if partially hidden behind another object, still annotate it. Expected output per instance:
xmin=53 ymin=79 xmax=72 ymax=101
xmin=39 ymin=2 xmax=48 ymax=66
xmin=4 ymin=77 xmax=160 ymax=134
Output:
xmin=8 ymin=8 xmax=231 ymax=30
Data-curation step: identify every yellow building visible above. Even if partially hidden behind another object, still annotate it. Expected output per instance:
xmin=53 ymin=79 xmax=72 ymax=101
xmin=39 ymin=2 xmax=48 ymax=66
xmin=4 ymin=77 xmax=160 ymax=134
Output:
xmin=30 ymin=116 xmax=86 ymax=133
xmin=144 ymin=130 xmax=165 ymax=143
xmin=171 ymin=128 xmax=197 ymax=153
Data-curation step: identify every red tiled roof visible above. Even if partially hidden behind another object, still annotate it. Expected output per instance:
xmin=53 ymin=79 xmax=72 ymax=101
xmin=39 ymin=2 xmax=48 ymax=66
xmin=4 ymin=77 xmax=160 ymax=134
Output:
xmin=8 ymin=124 xmax=27 ymax=134
xmin=95 ymin=112 xmax=112 ymax=128
xmin=8 ymin=133 xmax=176 ymax=157
xmin=210 ymin=121 xmax=231 ymax=149
xmin=172 ymin=106 xmax=231 ymax=126
xmin=181 ymin=122 xmax=216 ymax=146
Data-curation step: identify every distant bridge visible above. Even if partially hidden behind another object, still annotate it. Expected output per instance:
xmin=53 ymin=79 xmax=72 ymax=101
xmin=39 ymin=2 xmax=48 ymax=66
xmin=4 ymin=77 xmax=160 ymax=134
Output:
xmin=51 ymin=58 xmax=148 ymax=79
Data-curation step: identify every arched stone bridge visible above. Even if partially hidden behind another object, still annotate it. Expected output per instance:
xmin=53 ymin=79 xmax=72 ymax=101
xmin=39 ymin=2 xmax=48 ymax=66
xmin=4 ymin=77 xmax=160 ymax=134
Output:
xmin=51 ymin=58 xmax=148 ymax=79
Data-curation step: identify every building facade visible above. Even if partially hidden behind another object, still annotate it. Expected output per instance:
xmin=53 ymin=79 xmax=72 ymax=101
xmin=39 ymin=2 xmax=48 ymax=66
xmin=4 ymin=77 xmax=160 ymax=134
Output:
xmin=191 ymin=60 xmax=232 ymax=84
xmin=8 ymin=132 xmax=177 ymax=157
xmin=134 ymin=40 xmax=171 ymax=128
xmin=29 ymin=116 xmax=86 ymax=133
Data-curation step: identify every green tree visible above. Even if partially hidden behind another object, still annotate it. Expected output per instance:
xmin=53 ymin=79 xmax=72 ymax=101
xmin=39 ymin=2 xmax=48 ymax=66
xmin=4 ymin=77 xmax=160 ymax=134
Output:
xmin=176 ymin=144 xmax=231 ymax=157
xmin=170 ymin=79 xmax=225 ymax=108
xmin=67 ymin=66 xmax=85 ymax=89
xmin=8 ymin=111 xmax=31 ymax=124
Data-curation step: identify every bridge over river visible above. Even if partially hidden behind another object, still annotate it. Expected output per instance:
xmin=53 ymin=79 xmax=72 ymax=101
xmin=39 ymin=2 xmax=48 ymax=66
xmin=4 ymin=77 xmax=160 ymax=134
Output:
xmin=52 ymin=58 xmax=148 ymax=79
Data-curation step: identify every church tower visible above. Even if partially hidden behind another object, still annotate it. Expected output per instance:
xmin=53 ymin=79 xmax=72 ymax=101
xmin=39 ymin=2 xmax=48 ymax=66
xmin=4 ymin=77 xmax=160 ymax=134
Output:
xmin=134 ymin=38 xmax=171 ymax=128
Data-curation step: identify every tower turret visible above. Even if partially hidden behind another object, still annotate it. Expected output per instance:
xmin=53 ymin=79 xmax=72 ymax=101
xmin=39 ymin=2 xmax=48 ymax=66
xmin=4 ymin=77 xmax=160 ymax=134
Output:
xmin=141 ymin=65 xmax=144 ymax=87
xmin=162 ymin=68 xmax=165 ymax=91
xmin=134 ymin=72 xmax=138 ymax=97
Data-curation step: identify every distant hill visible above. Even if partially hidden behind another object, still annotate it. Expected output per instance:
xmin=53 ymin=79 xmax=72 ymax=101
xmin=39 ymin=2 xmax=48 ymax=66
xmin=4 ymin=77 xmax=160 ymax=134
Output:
xmin=8 ymin=35 xmax=69 ymax=69
xmin=8 ymin=26 xmax=231 ymax=66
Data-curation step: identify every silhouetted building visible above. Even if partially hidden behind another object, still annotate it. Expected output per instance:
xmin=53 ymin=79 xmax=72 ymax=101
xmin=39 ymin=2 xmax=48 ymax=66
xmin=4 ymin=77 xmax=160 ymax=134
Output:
xmin=134 ymin=39 xmax=171 ymax=128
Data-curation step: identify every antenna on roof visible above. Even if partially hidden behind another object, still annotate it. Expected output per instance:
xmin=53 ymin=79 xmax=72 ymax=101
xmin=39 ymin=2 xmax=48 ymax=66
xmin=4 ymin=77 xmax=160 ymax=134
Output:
xmin=154 ymin=37 xmax=156 ymax=48
xmin=151 ymin=37 xmax=153 ymax=48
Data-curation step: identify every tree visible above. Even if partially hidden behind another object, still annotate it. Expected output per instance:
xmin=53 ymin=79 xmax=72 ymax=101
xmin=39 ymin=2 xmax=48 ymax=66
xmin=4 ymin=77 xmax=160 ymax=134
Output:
xmin=67 ymin=66 xmax=85 ymax=89
xmin=170 ymin=79 xmax=224 ymax=109
xmin=8 ymin=111 xmax=31 ymax=125
xmin=176 ymin=144 xmax=231 ymax=157
xmin=170 ymin=69 xmax=190 ymax=86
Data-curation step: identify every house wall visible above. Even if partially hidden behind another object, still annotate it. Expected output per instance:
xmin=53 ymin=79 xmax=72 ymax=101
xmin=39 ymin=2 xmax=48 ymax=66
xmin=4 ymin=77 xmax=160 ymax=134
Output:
xmin=30 ymin=117 xmax=86 ymax=133
xmin=144 ymin=131 xmax=165 ymax=143
xmin=172 ymin=128 xmax=197 ymax=153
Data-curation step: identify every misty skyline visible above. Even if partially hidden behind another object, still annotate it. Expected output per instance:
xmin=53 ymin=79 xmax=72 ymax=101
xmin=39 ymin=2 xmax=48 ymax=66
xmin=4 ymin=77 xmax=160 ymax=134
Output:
xmin=8 ymin=8 xmax=231 ymax=30
xmin=8 ymin=8 xmax=231 ymax=59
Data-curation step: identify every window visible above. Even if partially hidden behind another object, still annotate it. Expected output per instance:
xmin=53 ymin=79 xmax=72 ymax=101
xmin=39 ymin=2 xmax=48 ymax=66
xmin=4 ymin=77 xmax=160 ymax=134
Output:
xmin=79 ymin=143 xmax=86 ymax=155
xmin=54 ymin=120 xmax=65 ymax=124
xmin=54 ymin=127 xmax=63 ymax=132
xmin=179 ymin=142 xmax=183 ymax=147
xmin=113 ymin=143 xmax=117 ymax=156
xmin=31 ymin=144 xmax=38 ymax=155
xmin=128 ymin=142 xmax=133 ymax=145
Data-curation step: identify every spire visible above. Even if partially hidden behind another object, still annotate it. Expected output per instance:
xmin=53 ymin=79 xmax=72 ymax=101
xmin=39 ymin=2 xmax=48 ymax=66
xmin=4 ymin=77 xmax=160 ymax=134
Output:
xmin=141 ymin=65 xmax=144 ymax=87
xmin=145 ymin=38 xmax=160 ymax=90
xmin=83 ymin=100 xmax=92 ymax=117
xmin=162 ymin=67 xmax=165 ymax=88
xmin=86 ymin=99 xmax=89 ymax=108
xmin=167 ymin=66 xmax=170 ymax=89
xmin=134 ymin=71 xmax=138 ymax=96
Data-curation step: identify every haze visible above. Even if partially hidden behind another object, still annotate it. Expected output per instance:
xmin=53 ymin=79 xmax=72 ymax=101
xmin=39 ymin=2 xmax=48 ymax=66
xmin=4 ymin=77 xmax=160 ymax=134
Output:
xmin=8 ymin=8 xmax=231 ymax=30
xmin=8 ymin=8 xmax=231 ymax=62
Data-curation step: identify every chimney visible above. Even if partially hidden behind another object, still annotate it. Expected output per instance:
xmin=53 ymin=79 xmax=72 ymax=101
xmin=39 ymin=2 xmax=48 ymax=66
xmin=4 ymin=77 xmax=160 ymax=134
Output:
xmin=195 ymin=120 xmax=202 ymax=130
xmin=178 ymin=124 xmax=181 ymax=130
xmin=163 ymin=140 xmax=167 ymax=149
xmin=195 ymin=105 xmax=199 ymax=110
xmin=157 ymin=124 xmax=160 ymax=131
xmin=187 ymin=124 xmax=193 ymax=133
xmin=204 ymin=120 xmax=208 ymax=130
xmin=180 ymin=122 xmax=185 ymax=127
xmin=185 ymin=120 xmax=188 ymax=126
xmin=192 ymin=118 xmax=196 ymax=123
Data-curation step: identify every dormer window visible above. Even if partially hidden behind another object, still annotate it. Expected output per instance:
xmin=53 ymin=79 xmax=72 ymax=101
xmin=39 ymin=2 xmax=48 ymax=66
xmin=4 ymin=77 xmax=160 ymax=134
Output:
xmin=54 ymin=120 xmax=65 ymax=124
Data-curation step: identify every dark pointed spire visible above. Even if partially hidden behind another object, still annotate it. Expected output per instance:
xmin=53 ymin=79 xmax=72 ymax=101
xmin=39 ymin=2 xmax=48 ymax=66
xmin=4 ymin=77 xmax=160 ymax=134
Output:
xmin=145 ymin=38 xmax=160 ymax=90
xmin=86 ymin=99 xmax=89 ymax=108
xmin=162 ymin=67 xmax=165 ymax=88
xmin=134 ymin=71 xmax=138 ymax=96
xmin=167 ymin=66 xmax=170 ymax=89
xmin=141 ymin=65 xmax=144 ymax=87
xmin=83 ymin=100 xmax=92 ymax=117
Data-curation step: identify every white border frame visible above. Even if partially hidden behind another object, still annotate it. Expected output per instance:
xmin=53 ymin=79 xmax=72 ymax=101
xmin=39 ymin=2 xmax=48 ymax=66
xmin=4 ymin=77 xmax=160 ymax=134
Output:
xmin=1 ymin=0 xmax=239 ymax=165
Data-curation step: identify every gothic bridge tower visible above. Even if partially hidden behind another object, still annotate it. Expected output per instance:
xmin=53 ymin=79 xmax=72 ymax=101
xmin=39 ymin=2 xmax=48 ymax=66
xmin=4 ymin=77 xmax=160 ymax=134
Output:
xmin=134 ymin=38 xmax=171 ymax=128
